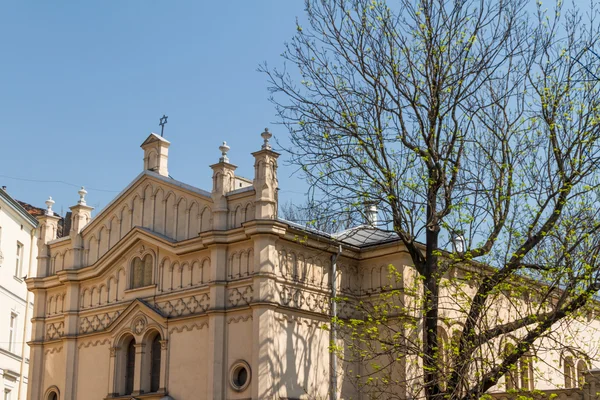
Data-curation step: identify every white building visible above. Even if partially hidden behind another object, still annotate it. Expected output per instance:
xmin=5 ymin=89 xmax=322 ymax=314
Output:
xmin=0 ymin=188 xmax=40 ymax=400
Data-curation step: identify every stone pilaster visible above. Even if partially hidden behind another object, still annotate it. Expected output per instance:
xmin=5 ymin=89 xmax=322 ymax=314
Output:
xmin=107 ymin=346 xmax=118 ymax=396
xmin=206 ymin=243 xmax=228 ymax=399
xmin=132 ymin=343 xmax=146 ymax=395
xmin=62 ymin=279 xmax=80 ymax=400
xmin=251 ymin=232 xmax=277 ymax=399
xmin=26 ymin=285 xmax=47 ymax=400
xmin=159 ymin=340 xmax=168 ymax=392
xmin=252 ymin=307 xmax=276 ymax=399
xmin=583 ymin=369 xmax=600 ymax=400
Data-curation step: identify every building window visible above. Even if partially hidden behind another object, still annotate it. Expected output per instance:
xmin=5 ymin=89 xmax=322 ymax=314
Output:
xmin=229 ymin=360 xmax=251 ymax=392
xmin=8 ymin=313 xmax=16 ymax=353
xmin=15 ymin=242 xmax=23 ymax=277
xmin=47 ymin=391 xmax=58 ymax=400
xmin=131 ymin=255 xmax=153 ymax=289
xmin=504 ymin=344 xmax=534 ymax=390
xmin=520 ymin=352 xmax=534 ymax=391
xmin=577 ymin=359 xmax=588 ymax=388
xmin=564 ymin=356 xmax=575 ymax=388
xmin=125 ymin=338 xmax=136 ymax=395
xmin=150 ymin=334 xmax=161 ymax=392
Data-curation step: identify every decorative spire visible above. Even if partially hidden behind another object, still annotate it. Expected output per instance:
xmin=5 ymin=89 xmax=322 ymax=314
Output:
xmin=45 ymin=196 xmax=55 ymax=216
xmin=159 ymin=114 xmax=168 ymax=137
xmin=261 ymin=128 xmax=272 ymax=150
xmin=78 ymin=186 xmax=88 ymax=205
xmin=219 ymin=141 xmax=230 ymax=163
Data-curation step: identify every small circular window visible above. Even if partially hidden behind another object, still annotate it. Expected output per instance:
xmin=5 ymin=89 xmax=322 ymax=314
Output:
xmin=229 ymin=360 xmax=251 ymax=392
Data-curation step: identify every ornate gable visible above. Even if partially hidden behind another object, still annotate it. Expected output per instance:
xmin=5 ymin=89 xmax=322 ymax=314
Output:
xmin=80 ymin=172 xmax=213 ymax=267
xmin=106 ymin=299 xmax=167 ymax=339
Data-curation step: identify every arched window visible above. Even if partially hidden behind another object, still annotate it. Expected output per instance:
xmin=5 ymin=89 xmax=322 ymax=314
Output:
xmin=437 ymin=326 xmax=450 ymax=389
xmin=564 ymin=356 xmax=575 ymax=388
xmin=577 ymin=359 xmax=587 ymax=388
xmin=150 ymin=335 xmax=161 ymax=392
xmin=504 ymin=343 xmax=517 ymax=390
xmin=131 ymin=254 xmax=153 ymax=289
xmin=125 ymin=338 xmax=136 ymax=394
xmin=48 ymin=392 xmax=58 ymax=400
xmin=520 ymin=352 xmax=534 ymax=391
xmin=503 ymin=343 xmax=534 ymax=390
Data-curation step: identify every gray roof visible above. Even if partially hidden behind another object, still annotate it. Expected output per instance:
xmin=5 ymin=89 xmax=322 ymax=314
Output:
xmin=279 ymin=218 xmax=400 ymax=248
xmin=333 ymin=225 xmax=399 ymax=248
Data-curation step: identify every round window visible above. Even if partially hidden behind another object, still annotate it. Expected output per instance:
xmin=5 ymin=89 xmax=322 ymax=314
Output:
xmin=229 ymin=361 xmax=251 ymax=391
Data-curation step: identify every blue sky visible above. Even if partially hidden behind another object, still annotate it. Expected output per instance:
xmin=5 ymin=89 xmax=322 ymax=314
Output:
xmin=0 ymin=1 xmax=307 ymax=215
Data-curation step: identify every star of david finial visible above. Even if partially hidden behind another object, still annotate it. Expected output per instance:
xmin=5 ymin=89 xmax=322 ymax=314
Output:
xmin=159 ymin=114 xmax=168 ymax=137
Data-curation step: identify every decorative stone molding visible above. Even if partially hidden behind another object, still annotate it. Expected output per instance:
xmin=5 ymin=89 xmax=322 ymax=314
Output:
xmin=156 ymin=293 xmax=209 ymax=317
xmin=132 ymin=315 xmax=147 ymax=334
xmin=78 ymin=338 xmax=111 ymax=349
xmin=79 ymin=311 xmax=121 ymax=334
xmin=274 ymin=314 xmax=322 ymax=327
xmin=228 ymin=285 xmax=254 ymax=308
xmin=168 ymin=322 xmax=209 ymax=334
xmin=44 ymin=346 xmax=63 ymax=355
xmin=46 ymin=322 xmax=65 ymax=340
xmin=278 ymin=284 xmax=329 ymax=314
xmin=227 ymin=315 xmax=253 ymax=324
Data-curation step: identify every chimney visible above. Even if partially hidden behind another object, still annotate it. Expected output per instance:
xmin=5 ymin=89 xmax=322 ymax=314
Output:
xmin=365 ymin=203 xmax=378 ymax=226
xmin=141 ymin=133 xmax=170 ymax=177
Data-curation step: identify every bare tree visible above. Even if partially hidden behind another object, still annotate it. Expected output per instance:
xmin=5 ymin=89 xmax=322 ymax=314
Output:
xmin=262 ymin=0 xmax=600 ymax=399
xmin=279 ymin=200 xmax=359 ymax=233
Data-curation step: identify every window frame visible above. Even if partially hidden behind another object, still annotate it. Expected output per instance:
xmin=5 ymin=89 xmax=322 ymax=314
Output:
xmin=130 ymin=254 xmax=154 ymax=289
xmin=125 ymin=338 xmax=136 ymax=395
xmin=150 ymin=334 xmax=161 ymax=392
xmin=15 ymin=242 xmax=23 ymax=278
xmin=8 ymin=313 xmax=17 ymax=353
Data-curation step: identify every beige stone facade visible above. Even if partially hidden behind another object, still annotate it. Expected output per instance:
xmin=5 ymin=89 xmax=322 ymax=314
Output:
xmin=25 ymin=131 xmax=600 ymax=400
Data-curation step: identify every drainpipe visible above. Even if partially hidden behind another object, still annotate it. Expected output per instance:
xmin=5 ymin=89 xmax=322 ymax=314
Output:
xmin=18 ymin=226 xmax=36 ymax=400
xmin=330 ymin=244 xmax=342 ymax=400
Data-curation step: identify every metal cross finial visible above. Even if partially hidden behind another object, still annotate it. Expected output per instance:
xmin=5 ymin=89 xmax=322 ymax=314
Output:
xmin=159 ymin=115 xmax=168 ymax=137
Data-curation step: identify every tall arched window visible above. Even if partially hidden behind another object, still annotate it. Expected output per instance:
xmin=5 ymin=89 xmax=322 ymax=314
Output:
xmin=125 ymin=338 xmax=136 ymax=394
xmin=564 ymin=356 xmax=575 ymax=388
xmin=504 ymin=343 xmax=517 ymax=390
xmin=131 ymin=254 xmax=153 ymax=288
xmin=504 ymin=344 xmax=534 ymax=390
xmin=48 ymin=392 xmax=58 ymax=400
xmin=150 ymin=335 xmax=162 ymax=392
xmin=437 ymin=326 xmax=450 ymax=389
xmin=520 ymin=352 xmax=534 ymax=391
xmin=577 ymin=359 xmax=587 ymax=388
